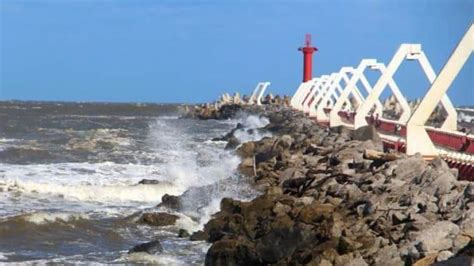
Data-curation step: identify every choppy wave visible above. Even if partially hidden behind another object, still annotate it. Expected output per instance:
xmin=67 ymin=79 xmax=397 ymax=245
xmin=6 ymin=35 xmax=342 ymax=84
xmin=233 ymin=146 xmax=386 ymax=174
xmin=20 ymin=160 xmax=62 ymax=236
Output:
xmin=123 ymin=253 xmax=188 ymax=265
xmin=4 ymin=212 xmax=90 ymax=225
xmin=0 ymin=107 xmax=260 ymax=263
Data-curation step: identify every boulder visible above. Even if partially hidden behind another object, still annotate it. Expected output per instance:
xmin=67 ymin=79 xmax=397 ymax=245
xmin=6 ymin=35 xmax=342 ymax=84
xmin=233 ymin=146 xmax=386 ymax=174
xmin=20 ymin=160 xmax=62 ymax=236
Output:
xmin=255 ymin=227 xmax=303 ymax=264
xmin=351 ymin=125 xmax=381 ymax=143
xmin=205 ymin=238 xmax=261 ymax=266
xmin=236 ymin=142 xmax=255 ymax=158
xmin=128 ymin=240 xmax=163 ymax=254
xmin=157 ymin=194 xmax=182 ymax=210
xmin=178 ymin=229 xmax=190 ymax=238
xmin=138 ymin=179 xmax=161 ymax=185
xmin=138 ymin=212 xmax=179 ymax=227
xmin=415 ymin=221 xmax=460 ymax=253
xmin=190 ymin=230 xmax=208 ymax=241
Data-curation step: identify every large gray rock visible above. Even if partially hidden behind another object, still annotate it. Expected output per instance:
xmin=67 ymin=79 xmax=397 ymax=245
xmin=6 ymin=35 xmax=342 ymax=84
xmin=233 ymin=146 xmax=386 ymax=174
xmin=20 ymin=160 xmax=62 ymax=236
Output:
xmin=392 ymin=155 xmax=427 ymax=181
xmin=415 ymin=221 xmax=460 ymax=253
xmin=351 ymin=125 xmax=381 ymax=143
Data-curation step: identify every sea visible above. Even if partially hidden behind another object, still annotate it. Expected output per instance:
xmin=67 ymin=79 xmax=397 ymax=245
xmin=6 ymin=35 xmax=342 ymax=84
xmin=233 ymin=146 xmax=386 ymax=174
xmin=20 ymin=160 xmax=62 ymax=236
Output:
xmin=0 ymin=101 xmax=269 ymax=264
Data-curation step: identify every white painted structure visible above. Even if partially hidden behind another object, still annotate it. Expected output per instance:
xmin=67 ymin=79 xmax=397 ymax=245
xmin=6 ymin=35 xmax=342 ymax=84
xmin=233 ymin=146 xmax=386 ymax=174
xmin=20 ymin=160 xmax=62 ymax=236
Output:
xmin=291 ymin=78 xmax=318 ymax=110
xmin=314 ymin=67 xmax=356 ymax=122
xmin=407 ymin=24 xmax=473 ymax=158
xmin=353 ymin=43 xmax=458 ymax=130
xmin=302 ymin=76 xmax=330 ymax=113
xmin=249 ymin=82 xmax=271 ymax=105
xmin=308 ymin=73 xmax=338 ymax=117
xmin=329 ymin=59 xmax=387 ymax=128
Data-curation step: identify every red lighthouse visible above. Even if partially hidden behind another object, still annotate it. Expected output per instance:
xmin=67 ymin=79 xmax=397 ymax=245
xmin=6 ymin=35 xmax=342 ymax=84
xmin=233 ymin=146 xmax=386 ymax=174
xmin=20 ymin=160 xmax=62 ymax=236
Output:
xmin=298 ymin=34 xmax=318 ymax=82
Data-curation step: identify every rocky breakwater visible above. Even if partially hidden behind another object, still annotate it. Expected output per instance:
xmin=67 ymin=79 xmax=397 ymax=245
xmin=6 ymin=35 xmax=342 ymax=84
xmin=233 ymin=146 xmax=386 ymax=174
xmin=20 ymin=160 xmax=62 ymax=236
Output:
xmin=194 ymin=104 xmax=473 ymax=265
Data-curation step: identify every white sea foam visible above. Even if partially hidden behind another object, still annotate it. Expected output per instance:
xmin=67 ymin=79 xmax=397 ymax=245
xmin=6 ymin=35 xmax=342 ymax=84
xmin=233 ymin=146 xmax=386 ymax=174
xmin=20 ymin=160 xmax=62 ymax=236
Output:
xmin=1 ymin=178 xmax=181 ymax=203
xmin=232 ymin=113 xmax=272 ymax=143
xmin=0 ymin=138 xmax=18 ymax=151
xmin=124 ymin=253 xmax=187 ymax=265
xmin=19 ymin=212 xmax=90 ymax=225
xmin=0 ymin=115 xmax=253 ymax=263
xmin=0 ymin=252 xmax=14 ymax=261
xmin=240 ymin=113 xmax=270 ymax=128
xmin=174 ymin=214 xmax=201 ymax=233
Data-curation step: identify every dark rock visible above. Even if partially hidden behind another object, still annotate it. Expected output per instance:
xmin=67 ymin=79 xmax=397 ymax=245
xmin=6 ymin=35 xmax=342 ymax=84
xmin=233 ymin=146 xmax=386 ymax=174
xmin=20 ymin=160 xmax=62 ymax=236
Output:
xmin=178 ymin=229 xmax=190 ymax=238
xmin=256 ymin=227 xmax=303 ymax=264
xmin=236 ymin=142 xmax=255 ymax=158
xmin=205 ymin=238 xmax=262 ymax=266
xmin=138 ymin=212 xmax=179 ymax=227
xmin=225 ymin=136 xmax=241 ymax=150
xmin=218 ymin=104 xmax=243 ymax=120
xmin=128 ymin=240 xmax=163 ymax=254
xmin=137 ymin=179 xmax=161 ymax=185
xmin=190 ymin=230 xmax=208 ymax=241
xmin=157 ymin=194 xmax=182 ymax=210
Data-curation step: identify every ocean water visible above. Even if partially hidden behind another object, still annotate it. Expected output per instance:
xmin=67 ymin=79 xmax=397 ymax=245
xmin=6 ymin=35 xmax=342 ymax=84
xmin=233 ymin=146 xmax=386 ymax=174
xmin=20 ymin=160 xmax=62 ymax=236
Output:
xmin=0 ymin=101 xmax=267 ymax=264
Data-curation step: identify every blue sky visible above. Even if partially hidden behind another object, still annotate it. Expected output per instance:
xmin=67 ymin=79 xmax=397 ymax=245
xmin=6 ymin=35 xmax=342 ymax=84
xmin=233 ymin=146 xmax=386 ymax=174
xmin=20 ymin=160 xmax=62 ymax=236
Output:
xmin=0 ymin=0 xmax=472 ymax=104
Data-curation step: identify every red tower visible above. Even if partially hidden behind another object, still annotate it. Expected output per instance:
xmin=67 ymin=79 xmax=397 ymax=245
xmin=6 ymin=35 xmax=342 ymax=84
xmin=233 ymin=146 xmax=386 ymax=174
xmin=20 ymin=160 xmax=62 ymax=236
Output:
xmin=298 ymin=34 xmax=318 ymax=82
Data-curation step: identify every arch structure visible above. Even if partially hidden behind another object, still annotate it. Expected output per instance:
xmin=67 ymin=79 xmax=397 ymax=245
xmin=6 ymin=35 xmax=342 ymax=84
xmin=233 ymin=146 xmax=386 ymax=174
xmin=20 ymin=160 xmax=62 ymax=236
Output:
xmin=299 ymin=78 xmax=322 ymax=111
xmin=354 ymin=43 xmax=458 ymax=132
xmin=302 ymin=75 xmax=331 ymax=113
xmin=307 ymin=73 xmax=339 ymax=117
xmin=329 ymin=59 xmax=387 ymax=128
xmin=291 ymin=78 xmax=319 ymax=110
xmin=311 ymin=67 xmax=355 ymax=122
xmin=248 ymin=82 xmax=263 ymax=104
xmin=249 ymin=82 xmax=271 ymax=105
xmin=407 ymin=24 xmax=474 ymax=164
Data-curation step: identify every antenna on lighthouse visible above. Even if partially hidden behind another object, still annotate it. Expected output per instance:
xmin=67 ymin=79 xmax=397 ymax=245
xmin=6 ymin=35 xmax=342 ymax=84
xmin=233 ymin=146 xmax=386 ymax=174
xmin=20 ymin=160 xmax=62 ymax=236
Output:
xmin=305 ymin=33 xmax=311 ymax=47
xmin=298 ymin=34 xmax=318 ymax=82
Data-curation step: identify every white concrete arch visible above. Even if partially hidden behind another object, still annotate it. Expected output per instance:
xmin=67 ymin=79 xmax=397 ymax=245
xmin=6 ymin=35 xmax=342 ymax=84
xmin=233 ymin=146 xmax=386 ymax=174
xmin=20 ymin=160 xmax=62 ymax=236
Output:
xmin=308 ymin=73 xmax=339 ymax=117
xmin=407 ymin=23 xmax=473 ymax=157
xmin=330 ymin=59 xmax=386 ymax=127
xmin=354 ymin=44 xmax=457 ymax=130
xmin=248 ymin=82 xmax=263 ymax=104
xmin=314 ymin=67 xmax=355 ymax=122
xmin=302 ymin=75 xmax=330 ymax=113
xmin=255 ymin=82 xmax=271 ymax=105
xmin=291 ymin=78 xmax=318 ymax=110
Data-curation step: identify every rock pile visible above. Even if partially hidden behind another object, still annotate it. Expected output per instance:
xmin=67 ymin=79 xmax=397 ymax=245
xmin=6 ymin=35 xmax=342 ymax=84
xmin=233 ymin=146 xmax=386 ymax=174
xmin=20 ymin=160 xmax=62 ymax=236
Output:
xmin=196 ymin=105 xmax=473 ymax=265
xmin=182 ymin=92 xmax=290 ymax=120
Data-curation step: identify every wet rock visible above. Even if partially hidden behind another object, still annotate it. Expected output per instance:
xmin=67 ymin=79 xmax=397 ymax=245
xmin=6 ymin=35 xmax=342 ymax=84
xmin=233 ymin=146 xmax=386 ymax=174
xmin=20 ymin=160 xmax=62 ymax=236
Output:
xmin=157 ymin=194 xmax=182 ymax=210
xmin=236 ymin=142 xmax=255 ymax=158
xmin=190 ymin=230 xmax=208 ymax=241
xmin=205 ymin=238 xmax=261 ymax=266
xmin=183 ymin=103 xmax=474 ymax=265
xmin=225 ymin=136 xmax=241 ymax=150
xmin=138 ymin=212 xmax=179 ymax=227
xmin=128 ymin=240 xmax=163 ymax=254
xmin=178 ymin=229 xmax=190 ymax=238
xmin=238 ymin=157 xmax=255 ymax=177
xmin=137 ymin=179 xmax=161 ymax=185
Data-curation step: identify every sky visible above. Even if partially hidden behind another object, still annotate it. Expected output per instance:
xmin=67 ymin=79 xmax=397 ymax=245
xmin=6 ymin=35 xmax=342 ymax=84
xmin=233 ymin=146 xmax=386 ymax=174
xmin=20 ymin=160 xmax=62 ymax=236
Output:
xmin=0 ymin=0 xmax=473 ymax=105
